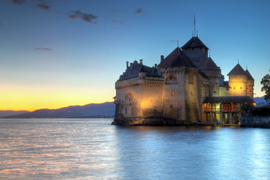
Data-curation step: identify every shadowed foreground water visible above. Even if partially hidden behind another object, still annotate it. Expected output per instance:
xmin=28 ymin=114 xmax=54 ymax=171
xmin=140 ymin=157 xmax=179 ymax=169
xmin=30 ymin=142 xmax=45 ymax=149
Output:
xmin=0 ymin=118 xmax=270 ymax=179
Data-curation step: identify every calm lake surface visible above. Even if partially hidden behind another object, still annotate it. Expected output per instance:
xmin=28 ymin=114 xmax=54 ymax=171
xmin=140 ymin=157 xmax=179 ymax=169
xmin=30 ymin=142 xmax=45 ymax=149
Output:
xmin=0 ymin=118 xmax=270 ymax=180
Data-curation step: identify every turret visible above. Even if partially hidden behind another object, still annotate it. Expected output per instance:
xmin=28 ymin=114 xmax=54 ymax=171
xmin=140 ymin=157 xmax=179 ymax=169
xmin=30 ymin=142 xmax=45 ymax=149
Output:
xmin=139 ymin=65 xmax=146 ymax=83
xmin=227 ymin=63 xmax=248 ymax=96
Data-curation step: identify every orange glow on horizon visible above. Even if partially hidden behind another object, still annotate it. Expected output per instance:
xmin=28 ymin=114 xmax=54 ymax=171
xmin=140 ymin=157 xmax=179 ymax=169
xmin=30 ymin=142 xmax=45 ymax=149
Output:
xmin=0 ymin=85 xmax=114 ymax=111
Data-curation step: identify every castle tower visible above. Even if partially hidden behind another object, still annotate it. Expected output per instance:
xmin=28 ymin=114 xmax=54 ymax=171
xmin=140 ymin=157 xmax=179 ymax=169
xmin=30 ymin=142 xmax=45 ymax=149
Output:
xmin=199 ymin=57 xmax=221 ymax=96
xmin=159 ymin=47 xmax=200 ymax=123
xmin=246 ymin=69 xmax=254 ymax=99
xmin=181 ymin=17 xmax=209 ymax=67
xmin=227 ymin=64 xmax=248 ymax=96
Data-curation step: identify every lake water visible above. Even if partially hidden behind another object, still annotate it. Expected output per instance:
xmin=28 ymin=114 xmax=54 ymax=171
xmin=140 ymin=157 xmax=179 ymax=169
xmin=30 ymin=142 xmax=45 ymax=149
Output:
xmin=0 ymin=118 xmax=270 ymax=180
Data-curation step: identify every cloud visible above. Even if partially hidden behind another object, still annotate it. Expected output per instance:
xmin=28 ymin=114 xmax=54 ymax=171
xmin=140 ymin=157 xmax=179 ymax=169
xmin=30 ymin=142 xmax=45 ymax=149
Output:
xmin=135 ymin=7 xmax=143 ymax=14
xmin=36 ymin=3 xmax=51 ymax=11
xmin=11 ymin=0 xmax=26 ymax=5
xmin=35 ymin=48 xmax=52 ymax=51
xmin=69 ymin=10 xmax=98 ymax=23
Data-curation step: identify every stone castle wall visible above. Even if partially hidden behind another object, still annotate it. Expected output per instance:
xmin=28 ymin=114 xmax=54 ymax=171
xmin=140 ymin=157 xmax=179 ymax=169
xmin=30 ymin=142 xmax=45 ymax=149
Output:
xmin=161 ymin=67 xmax=186 ymax=120
xmin=185 ymin=68 xmax=200 ymax=122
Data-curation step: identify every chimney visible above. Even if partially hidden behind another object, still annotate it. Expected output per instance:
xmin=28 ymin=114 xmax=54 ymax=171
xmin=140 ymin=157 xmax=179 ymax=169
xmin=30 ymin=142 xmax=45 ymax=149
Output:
xmin=160 ymin=55 xmax=164 ymax=63
xmin=140 ymin=59 xmax=143 ymax=64
xmin=126 ymin=61 xmax=129 ymax=69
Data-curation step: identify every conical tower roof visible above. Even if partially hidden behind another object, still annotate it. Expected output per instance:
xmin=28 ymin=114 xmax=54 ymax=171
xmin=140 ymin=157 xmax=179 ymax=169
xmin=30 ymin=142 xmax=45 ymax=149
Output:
xmin=199 ymin=57 xmax=220 ymax=70
xmin=227 ymin=64 xmax=246 ymax=76
xmin=159 ymin=47 xmax=196 ymax=68
xmin=245 ymin=69 xmax=254 ymax=80
xmin=181 ymin=37 xmax=209 ymax=50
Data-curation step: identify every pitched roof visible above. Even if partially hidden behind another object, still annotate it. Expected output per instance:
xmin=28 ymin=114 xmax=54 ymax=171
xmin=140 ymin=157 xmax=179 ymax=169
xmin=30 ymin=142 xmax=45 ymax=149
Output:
xmin=159 ymin=47 xmax=197 ymax=68
xmin=203 ymin=96 xmax=254 ymax=103
xmin=227 ymin=63 xmax=247 ymax=76
xmin=245 ymin=70 xmax=254 ymax=80
xmin=199 ymin=57 xmax=220 ymax=70
xmin=198 ymin=70 xmax=210 ymax=79
xmin=181 ymin=37 xmax=209 ymax=50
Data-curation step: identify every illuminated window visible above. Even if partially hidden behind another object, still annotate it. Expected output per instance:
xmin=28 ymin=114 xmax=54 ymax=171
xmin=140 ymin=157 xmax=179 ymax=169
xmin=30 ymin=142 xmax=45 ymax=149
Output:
xmin=189 ymin=75 xmax=193 ymax=84
xmin=172 ymin=91 xmax=174 ymax=96
xmin=125 ymin=108 xmax=127 ymax=114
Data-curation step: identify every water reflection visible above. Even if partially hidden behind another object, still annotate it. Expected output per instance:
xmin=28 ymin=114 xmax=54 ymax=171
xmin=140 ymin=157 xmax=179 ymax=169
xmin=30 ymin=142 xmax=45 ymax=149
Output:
xmin=0 ymin=119 xmax=270 ymax=179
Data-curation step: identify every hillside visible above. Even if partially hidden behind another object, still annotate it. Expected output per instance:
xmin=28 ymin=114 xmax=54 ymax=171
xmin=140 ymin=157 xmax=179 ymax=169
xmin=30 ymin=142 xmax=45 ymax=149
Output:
xmin=0 ymin=111 xmax=30 ymax=117
xmin=5 ymin=102 xmax=115 ymax=118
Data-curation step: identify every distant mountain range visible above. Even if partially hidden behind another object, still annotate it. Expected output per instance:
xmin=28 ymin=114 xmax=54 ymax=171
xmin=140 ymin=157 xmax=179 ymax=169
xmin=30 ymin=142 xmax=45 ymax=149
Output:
xmin=0 ymin=111 xmax=30 ymax=118
xmin=254 ymin=96 xmax=267 ymax=104
xmin=2 ymin=102 xmax=115 ymax=118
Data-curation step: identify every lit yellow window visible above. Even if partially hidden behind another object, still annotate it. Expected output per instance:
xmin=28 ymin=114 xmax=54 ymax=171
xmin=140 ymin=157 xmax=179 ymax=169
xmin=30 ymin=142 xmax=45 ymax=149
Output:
xmin=172 ymin=91 xmax=174 ymax=96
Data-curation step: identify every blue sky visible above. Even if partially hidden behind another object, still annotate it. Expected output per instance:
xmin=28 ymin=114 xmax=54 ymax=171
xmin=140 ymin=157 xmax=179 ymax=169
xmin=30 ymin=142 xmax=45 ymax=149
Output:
xmin=0 ymin=0 xmax=269 ymax=110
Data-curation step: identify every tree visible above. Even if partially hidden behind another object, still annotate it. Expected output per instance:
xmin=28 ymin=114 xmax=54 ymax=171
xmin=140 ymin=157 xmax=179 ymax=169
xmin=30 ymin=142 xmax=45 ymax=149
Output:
xmin=261 ymin=70 xmax=270 ymax=102
xmin=240 ymin=103 xmax=254 ymax=114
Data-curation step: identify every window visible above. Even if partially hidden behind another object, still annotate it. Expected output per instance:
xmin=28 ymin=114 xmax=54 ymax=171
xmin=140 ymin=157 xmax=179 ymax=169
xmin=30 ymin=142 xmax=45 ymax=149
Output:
xmin=170 ymin=76 xmax=172 ymax=80
xmin=240 ymin=87 xmax=242 ymax=89
xmin=125 ymin=108 xmax=127 ymax=114
xmin=171 ymin=91 xmax=174 ymax=96
xmin=234 ymin=87 xmax=235 ymax=89
xmin=191 ymin=92 xmax=193 ymax=97
xmin=189 ymin=75 xmax=193 ymax=84
xmin=170 ymin=105 xmax=173 ymax=108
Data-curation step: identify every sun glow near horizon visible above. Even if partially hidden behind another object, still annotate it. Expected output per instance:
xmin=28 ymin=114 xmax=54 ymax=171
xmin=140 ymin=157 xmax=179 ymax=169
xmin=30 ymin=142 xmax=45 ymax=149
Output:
xmin=0 ymin=85 xmax=114 ymax=111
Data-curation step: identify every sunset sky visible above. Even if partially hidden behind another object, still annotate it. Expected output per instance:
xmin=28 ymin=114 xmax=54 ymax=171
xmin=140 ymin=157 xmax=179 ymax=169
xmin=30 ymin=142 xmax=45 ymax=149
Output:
xmin=0 ymin=0 xmax=270 ymax=111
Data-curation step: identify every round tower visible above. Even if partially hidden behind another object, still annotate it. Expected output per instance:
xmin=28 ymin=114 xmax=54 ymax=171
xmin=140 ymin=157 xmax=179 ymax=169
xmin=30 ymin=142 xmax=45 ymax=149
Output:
xmin=227 ymin=64 xmax=248 ymax=96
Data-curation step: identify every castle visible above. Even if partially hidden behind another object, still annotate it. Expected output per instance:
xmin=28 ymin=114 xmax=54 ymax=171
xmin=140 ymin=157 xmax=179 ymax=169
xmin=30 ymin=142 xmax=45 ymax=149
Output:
xmin=112 ymin=27 xmax=254 ymax=126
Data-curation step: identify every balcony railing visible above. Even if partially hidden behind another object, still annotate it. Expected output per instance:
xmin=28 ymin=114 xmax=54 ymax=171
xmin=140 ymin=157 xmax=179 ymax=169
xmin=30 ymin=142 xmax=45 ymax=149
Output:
xmin=203 ymin=108 xmax=240 ymax=112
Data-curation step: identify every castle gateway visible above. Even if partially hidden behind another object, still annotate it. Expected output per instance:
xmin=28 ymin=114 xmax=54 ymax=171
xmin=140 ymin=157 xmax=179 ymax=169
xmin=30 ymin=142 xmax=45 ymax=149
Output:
xmin=112 ymin=31 xmax=254 ymax=126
